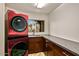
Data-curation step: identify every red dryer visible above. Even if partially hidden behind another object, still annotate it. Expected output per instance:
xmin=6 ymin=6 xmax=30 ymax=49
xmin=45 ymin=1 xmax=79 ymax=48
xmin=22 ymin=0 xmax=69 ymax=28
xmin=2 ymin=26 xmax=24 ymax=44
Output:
xmin=7 ymin=10 xmax=28 ymax=37
xmin=6 ymin=10 xmax=29 ymax=56
xmin=8 ymin=37 xmax=28 ymax=56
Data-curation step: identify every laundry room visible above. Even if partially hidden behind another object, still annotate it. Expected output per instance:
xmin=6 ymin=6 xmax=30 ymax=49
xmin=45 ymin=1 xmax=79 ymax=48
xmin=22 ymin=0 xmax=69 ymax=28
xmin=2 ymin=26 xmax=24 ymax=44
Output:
xmin=0 ymin=3 xmax=79 ymax=56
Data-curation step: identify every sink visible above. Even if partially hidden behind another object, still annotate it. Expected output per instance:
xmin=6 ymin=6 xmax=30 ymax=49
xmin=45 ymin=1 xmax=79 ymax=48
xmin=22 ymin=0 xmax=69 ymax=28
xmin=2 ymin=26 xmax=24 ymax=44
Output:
xmin=28 ymin=35 xmax=41 ymax=37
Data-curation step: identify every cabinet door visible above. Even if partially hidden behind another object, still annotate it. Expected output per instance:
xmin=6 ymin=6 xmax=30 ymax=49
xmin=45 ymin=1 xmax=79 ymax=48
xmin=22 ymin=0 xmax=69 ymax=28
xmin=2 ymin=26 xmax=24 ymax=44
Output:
xmin=52 ymin=42 xmax=75 ymax=56
xmin=53 ymin=44 xmax=66 ymax=56
xmin=46 ymin=41 xmax=63 ymax=56
xmin=28 ymin=37 xmax=45 ymax=54
xmin=46 ymin=40 xmax=75 ymax=56
xmin=46 ymin=42 xmax=55 ymax=56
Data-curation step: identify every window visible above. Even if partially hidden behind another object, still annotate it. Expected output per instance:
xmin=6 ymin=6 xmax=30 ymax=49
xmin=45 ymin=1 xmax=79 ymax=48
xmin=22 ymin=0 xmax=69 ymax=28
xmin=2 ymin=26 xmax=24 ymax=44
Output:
xmin=28 ymin=19 xmax=44 ymax=32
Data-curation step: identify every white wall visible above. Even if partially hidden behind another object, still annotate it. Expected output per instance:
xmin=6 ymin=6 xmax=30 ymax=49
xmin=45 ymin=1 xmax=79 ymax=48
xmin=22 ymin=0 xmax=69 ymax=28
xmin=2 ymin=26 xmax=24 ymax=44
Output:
xmin=49 ymin=3 xmax=79 ymax=42
xmin=5 ymin=7 xmax=49 ymax=35
xmin=0 ymin=3 xmax=5 ymax=55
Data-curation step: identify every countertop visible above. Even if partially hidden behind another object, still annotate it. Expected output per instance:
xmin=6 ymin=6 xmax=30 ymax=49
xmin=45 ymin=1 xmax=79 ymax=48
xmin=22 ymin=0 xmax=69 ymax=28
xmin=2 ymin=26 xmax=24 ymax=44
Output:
xmin=29 ymin=35 xmax=79 ymax=55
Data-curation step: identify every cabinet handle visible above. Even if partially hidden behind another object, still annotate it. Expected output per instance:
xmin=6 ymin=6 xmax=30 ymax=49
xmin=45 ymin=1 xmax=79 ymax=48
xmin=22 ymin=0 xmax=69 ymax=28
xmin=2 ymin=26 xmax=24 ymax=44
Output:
xmin=62 ymin=52 xmax=69 ymax=56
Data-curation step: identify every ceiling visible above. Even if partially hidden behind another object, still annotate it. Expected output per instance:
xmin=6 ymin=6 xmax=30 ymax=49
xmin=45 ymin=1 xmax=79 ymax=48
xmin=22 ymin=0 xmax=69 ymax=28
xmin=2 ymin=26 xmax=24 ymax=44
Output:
xmin=6 ymin=3 xmax=62 ymax=14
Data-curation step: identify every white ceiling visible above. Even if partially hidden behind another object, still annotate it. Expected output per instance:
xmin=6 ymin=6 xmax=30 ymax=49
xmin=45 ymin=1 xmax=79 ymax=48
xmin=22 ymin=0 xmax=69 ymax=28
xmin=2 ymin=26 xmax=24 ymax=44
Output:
xmin=6 ymin=3 xmax=62 ymax=14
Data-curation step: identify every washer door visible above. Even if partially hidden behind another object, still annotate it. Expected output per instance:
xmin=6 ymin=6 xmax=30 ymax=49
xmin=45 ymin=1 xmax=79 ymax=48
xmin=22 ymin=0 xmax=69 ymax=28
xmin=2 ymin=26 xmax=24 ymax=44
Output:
xmin=11 ymin=16 xmax=27 ymax=32
xmin=11 ymin=42 xmax=28 ymax=56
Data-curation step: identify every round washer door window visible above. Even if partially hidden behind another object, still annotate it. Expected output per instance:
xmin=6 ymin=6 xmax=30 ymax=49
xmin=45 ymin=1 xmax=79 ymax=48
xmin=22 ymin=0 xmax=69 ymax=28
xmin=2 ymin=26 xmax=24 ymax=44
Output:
xmin=11 ymin=16 xmax=27 ymax=32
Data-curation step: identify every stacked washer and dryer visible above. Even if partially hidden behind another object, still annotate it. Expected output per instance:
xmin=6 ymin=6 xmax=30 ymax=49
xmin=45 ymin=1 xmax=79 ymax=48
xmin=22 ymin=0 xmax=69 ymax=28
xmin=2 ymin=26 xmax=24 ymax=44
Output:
xmin=6 ymin=10 xmax=28 ymax=56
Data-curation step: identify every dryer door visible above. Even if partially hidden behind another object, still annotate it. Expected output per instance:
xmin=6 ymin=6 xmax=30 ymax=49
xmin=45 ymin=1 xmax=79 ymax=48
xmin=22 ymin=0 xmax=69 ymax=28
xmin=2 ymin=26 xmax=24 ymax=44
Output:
xmin=11 ymin=16 xmax=27 ymax=32
xmin=11 ymin=42 xmax=28 ymax=56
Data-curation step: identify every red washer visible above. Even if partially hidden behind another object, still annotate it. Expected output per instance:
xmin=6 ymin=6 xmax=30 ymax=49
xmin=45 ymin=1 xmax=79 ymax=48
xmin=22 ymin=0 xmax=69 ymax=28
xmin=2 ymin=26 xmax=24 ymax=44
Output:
xmin=8 ymin=37 xmax=28 ymax=56
xmin=7 ymin=10 xmax=28 ymax=37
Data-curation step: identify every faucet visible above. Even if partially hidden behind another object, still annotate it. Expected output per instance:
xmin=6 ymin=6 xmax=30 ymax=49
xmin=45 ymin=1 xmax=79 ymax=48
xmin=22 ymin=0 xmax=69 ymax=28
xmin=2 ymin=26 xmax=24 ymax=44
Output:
xmin=32 ymin=29 xmax=35 ymax=35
